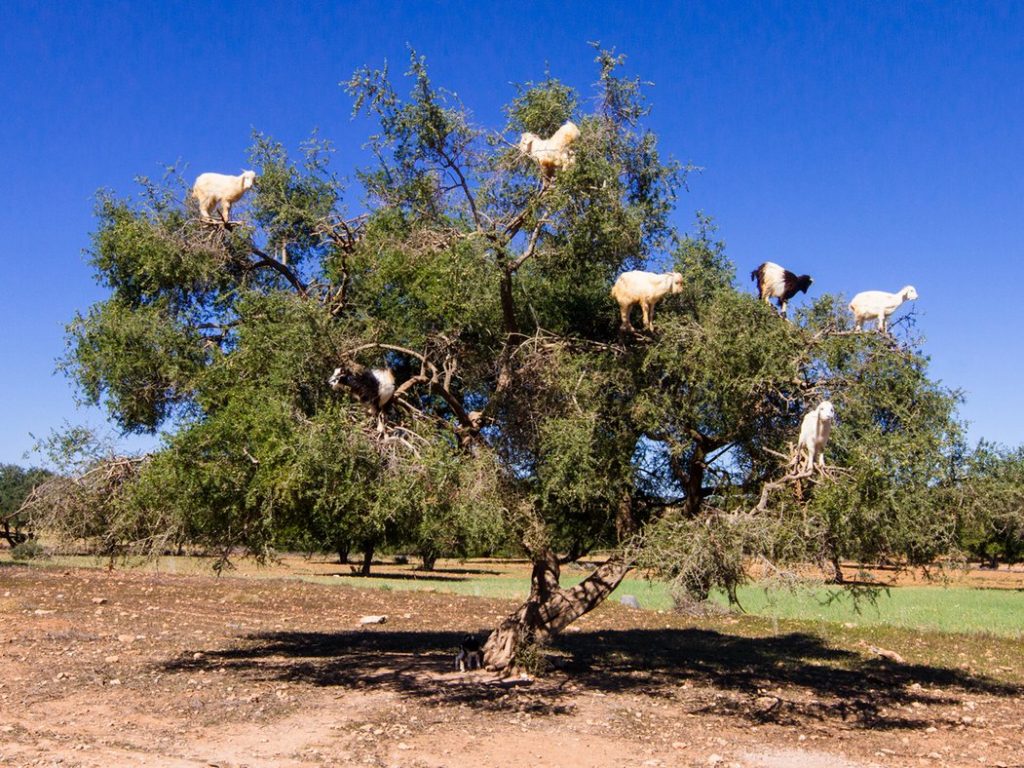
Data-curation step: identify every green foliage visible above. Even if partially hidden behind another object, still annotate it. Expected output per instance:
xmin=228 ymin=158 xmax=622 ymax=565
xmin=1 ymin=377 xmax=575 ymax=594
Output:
xmin=65 ymin=299 xmax=205 ymax=431
xmin=249 ymin=132 xmax=344 ymax=268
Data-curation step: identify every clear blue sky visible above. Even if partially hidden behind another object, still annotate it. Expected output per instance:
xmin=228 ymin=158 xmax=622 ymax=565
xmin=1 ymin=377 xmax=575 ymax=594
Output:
xmin=2 ymin=1 xmax=1022 ymax=465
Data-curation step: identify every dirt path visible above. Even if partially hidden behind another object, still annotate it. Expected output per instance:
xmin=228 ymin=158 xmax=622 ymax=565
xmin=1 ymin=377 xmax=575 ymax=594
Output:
xmin=1 ymin=564 xmax=1021 ymax=767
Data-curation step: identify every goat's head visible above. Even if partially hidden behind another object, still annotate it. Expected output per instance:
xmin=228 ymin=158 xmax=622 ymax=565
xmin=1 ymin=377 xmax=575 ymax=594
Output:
xmin=240 ymin=170 xmax=257 ymax=190
xmin=817 ymin=401 xmax=836 ymax=422
xmin=328 ymin=367 xmax=345 ymax=390
xmin=902 ymin=285 xmax=919 ymax=301
xmin=669 ymin=271 xmax=685 ymax=293
xmin=518 ymin=132 xmax=538 ymax=154
xmin=555 ymin=121 xmax=581 ymax=145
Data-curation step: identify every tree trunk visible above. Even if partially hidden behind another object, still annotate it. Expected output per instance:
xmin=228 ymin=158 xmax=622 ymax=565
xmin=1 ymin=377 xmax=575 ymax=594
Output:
xmin=337 ymin=545 xmax=350 ymax=565
xmin=360 ymin=544 xmax=374 ymax=576
xmin=482 ymin=549 xmax=632 ymax=671
xmin=681 ymin=441 xmax=707 ymax=519
xmin=419 ymin=549 xmax=437 ymax=571
xmin=829 ymin=554 xmax=845 ymax=584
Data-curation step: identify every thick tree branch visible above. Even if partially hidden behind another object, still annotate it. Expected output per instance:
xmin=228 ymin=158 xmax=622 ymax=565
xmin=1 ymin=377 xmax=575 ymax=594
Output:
xmin=249 ymin=244 xmax=308 ymax=296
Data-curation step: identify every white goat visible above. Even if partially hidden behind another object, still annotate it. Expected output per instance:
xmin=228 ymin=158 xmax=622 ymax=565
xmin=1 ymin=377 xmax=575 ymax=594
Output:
xmin=798 ymin=401 xmax=836 ymax=473
xmin=751 ymin=261 xmax=813 ymax=317
xmin=849 ymin=286 xmax=918 ymax=333
xmin=611 ymin=270 xmax=684 ymax=333
xmin=329 ymin=366 xmax=396 ymax=417
xmin=192 ymin=170 xmax=257 ymax=223
xmin=518 ymin=121 xmax=580 ymax=178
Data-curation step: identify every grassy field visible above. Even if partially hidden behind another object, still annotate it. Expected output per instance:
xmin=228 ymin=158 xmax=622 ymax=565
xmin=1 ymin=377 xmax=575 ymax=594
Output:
xmin=12 ymin=551 xmax=1022 ymax=639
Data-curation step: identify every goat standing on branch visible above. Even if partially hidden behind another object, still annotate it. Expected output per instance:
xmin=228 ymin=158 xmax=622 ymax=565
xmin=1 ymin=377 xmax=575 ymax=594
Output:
xmin=751 ymin=261 xmax=813 ymax=318
xmin=611 ymin=270 xmax=684 ymax=333
xmin=329 ymin=366 xmax=396 ymax=422
xmin=798 ymin=401 xmax=836 ymax=473
xmin=192 ymin=170 xmax=257 ymax=224
xmin=849 ymin=285 xmax=918 ymax=334
xmin=518 ymin=121 xmax=581 ymax=179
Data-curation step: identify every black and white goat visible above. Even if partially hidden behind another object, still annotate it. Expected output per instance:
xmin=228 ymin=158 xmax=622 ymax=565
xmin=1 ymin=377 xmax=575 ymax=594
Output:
xmin=329 ymin=366 xmax=396 ymax=418
xmin=751 ymin=262 xmax=813 ymax=317
xmin=455 ymin=635 xmax=483 ymax=672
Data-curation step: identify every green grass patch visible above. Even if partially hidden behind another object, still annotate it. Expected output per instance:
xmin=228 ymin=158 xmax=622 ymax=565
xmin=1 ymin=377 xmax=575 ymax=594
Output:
xmin=306 ymin=572 xmax=1023 ymax=638
xmin=716 ymin=583 xmax=1024 ymax=638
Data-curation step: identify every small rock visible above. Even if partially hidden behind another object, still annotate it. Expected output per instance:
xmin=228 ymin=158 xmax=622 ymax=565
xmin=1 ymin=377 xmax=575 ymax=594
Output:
xmin=108 ymin=679 xmax=122 ymax=686
xmin=397 ymin=743 xmax=412 ymax=751
xmin=671 ymin=741 xmax=688 ymax=749
xmin=359 ymin=615 xmax=387 ymax=625
xmin=91 ymin=597 xmax=107 ymax=605
xmin=707 ymin=755 xmax=723 ymax=765
xmin=193 ymin=652 xmax=204 ymax=660
xmin=104 ymin=655 xmax=119 ymax=663
xmin=928 ymin=753 xmax=942 ymax=760
xmin=33 ymin=609 xmax=56 ymax=615
xmin=868 ymin=644 xmax=906 ymax=663
xmin=620 ymin=595 xmax=641 ymax=609
xmin=117 ymin=634 xmax=135 ymax=644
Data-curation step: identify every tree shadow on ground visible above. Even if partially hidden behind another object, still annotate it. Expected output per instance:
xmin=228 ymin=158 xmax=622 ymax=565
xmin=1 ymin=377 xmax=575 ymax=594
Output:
xmin=163 ymin=627 xmax=1021 ymax=729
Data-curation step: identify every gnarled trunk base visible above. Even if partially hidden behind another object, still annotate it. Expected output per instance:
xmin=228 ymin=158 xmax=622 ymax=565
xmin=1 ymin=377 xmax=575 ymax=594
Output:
xmin=482 ymin=552 xmax=632 ymax=671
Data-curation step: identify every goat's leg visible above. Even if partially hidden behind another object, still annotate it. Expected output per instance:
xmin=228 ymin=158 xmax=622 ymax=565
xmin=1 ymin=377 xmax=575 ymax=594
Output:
xmin=619 ymin=303 xmax=634 ymax=332
xmin=641 ymin=300 xmax=653 ymax=331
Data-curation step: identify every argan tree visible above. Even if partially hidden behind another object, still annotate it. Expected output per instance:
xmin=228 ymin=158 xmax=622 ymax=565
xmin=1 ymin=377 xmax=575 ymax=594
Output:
xmin=61 ymin=48 xmax=964 ymax=670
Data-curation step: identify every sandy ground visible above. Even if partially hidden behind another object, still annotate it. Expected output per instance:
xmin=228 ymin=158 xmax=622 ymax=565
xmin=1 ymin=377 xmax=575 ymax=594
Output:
xmin=0 ymin=562 xmax=1022 ymax=768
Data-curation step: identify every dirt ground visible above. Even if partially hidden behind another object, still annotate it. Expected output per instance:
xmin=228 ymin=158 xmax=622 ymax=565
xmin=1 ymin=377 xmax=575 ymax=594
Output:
xmin=1 ymin=562 xmax=1022 ymax=768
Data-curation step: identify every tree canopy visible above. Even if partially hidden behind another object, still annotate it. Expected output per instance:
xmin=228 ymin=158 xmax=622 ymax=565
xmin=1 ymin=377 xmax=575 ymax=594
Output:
xmin=49 ymin=48 xmax=989 ymax=669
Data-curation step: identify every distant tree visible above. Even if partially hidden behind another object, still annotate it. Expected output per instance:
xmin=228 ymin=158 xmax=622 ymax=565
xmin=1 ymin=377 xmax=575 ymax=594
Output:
xmin=954 ymin=443 xmax=1024 ymax=567
xmin=0 ymin=464 xmax=53 ymax=546
xmin=60 ymin=47 xmax=966 ymax=669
